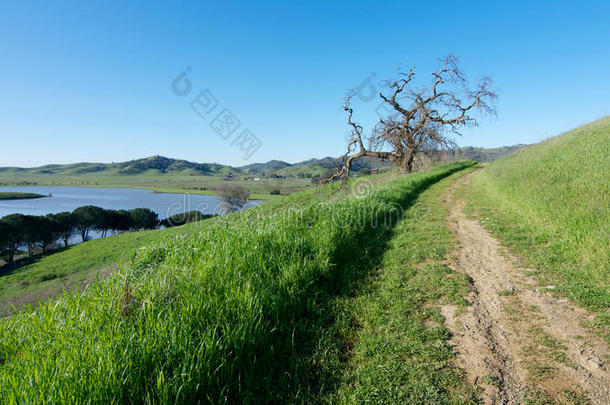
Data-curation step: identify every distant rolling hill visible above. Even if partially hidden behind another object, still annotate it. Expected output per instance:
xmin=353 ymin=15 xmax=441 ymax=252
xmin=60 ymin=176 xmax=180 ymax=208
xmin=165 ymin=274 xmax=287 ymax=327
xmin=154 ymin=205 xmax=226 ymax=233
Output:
xmin=0 ymin=156 xmax=236 ymax=178
xmin=0 ymin=144 xmax=526 ymax=183
xmin=0 ymin=155 xmax=390 ymax=182
xmin=453 ymin=144 xmax=528 ymax=162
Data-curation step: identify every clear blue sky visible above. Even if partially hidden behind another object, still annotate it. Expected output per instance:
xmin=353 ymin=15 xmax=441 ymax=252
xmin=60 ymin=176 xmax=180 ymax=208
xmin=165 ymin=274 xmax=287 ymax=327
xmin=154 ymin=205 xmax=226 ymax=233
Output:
xmin=1 ymin=0 xmax=609 ymax=167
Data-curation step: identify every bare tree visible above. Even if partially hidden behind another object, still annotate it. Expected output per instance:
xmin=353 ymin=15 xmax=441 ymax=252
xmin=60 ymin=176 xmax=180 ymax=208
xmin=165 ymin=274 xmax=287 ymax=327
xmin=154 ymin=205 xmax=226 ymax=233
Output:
xmin=215 ymin=184 xmax=250 ymax=213
xmin=331 ymin=55 xmax=496 ymax=180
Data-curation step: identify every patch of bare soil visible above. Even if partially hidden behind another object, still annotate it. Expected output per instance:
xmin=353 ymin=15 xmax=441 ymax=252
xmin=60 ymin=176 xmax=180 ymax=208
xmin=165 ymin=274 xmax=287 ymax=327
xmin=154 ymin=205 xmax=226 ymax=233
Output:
xmin=442 ymin=169 xmax=610 ymax=404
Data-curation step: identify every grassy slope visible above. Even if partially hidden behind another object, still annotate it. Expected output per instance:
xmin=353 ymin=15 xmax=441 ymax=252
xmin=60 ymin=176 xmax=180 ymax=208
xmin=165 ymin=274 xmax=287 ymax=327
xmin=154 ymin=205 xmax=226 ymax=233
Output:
xmin=0 ymin=162 xmax=476 ymax=403
xmin=0 ymin=222 xmax=208 ymax=316
xmin=466 ymin=117 xmax=610 ymax=337
xmin=455 ymin=144 xmax=528 ymax=162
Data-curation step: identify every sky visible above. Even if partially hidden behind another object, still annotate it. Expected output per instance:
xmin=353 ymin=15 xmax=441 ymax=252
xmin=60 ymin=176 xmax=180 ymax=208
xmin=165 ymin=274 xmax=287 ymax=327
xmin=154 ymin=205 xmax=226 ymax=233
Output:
xmin=1 ymin=0 xmax=609 ymax=167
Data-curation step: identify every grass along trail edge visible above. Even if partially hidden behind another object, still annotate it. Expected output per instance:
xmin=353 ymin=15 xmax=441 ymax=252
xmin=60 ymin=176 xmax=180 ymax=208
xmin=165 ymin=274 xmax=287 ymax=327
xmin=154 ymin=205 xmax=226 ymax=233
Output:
xmin=321 ymin=167 xmax=479 ymax=403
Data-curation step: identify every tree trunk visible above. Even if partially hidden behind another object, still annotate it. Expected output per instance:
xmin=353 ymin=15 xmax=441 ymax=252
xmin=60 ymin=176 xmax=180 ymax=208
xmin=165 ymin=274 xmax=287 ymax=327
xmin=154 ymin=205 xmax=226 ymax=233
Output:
xmin=63 ymin=238 xmax=69 ymax=247
xmin=8 ymin=246 xmax=15 ymax=263
xmin=400 ymin=150 xmax=415 ymax=174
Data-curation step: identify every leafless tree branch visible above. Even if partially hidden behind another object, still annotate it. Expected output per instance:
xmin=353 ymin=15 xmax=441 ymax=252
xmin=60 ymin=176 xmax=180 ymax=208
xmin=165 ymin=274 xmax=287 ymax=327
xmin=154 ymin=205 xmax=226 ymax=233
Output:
xmin=327 ymin=55 xmax=496 ymax=182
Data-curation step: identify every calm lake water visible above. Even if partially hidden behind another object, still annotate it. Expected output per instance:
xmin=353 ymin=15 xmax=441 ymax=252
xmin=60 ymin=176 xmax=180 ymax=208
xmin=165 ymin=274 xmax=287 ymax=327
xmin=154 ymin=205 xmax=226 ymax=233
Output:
xmin=0 ymin=186 xmax=261 ymax=220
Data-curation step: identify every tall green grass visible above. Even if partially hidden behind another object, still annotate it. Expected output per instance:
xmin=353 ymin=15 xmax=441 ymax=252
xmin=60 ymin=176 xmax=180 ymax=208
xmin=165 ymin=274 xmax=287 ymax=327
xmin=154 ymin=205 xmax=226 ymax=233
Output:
xmin=467 ymin=117 xmax=610 ymax=336
xmin=0 ymin=219 xmax=215 ymax=316
xmin=0 ymin=162 xmax=474 ymax=403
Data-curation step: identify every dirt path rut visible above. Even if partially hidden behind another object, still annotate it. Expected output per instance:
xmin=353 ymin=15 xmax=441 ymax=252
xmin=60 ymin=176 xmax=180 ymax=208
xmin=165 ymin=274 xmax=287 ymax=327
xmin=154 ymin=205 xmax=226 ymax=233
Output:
xmin=442 ymin=169 xmax=610 ymax=404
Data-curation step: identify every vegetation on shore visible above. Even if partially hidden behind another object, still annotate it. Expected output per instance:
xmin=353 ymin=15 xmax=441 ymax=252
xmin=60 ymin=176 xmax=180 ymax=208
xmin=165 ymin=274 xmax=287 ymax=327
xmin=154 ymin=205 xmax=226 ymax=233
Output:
xmin=0 ymin=162 xmax=475 ymax=403
xmin=0 ymin=192 xmax=46 ymax=200
xmin=0 ymin=207 xmax=160 ymax=264
xmin=465 ymin=117 xmax=610 ymax=339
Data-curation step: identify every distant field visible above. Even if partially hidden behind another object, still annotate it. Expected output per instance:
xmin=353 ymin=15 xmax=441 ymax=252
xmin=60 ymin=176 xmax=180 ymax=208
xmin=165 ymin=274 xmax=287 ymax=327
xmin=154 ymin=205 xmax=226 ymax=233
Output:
xmin=0 ymin=192 xmax=46 ymax=200
xmin=466 ymin=117 xmax=610 ymax=338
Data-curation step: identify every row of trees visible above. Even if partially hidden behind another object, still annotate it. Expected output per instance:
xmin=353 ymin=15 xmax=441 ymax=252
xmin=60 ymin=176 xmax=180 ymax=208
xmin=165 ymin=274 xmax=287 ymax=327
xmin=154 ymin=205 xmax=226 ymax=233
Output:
xmin=0 ymin=206 xmax=159 ymax=264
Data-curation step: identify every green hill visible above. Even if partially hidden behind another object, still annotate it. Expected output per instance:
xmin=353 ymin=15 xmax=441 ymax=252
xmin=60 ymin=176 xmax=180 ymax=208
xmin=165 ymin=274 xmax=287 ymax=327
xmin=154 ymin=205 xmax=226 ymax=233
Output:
xmin=0 ymin=155 xmax=375 ymax=181
xmin=0 ymin=155 xmax=385 ymax=199
xmin=239 ymin=159 xmax=292 ymax=173
xmin=467 ymin=117 xmax=610 ymax=334
xmin=0 ymin=156 xmax=236 ymax=178
xmin=454 ymin=144 xmax=528 ymax=162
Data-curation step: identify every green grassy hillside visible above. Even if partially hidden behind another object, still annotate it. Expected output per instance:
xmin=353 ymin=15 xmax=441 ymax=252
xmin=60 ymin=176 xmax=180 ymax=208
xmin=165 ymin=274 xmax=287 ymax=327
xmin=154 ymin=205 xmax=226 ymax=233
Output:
xmin=466 ymin=117 xmax=610 ymax=336
xmin=0 ymin=162 xmax=477 ymax=403
xmin=454 ymin=144 xmax=528 ymax=162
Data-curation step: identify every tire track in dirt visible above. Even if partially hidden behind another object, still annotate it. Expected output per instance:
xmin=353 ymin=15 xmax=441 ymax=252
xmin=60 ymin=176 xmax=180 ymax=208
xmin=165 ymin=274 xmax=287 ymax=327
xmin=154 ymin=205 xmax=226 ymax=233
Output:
xmin=442 ymin=168 xmax=610 ymax=404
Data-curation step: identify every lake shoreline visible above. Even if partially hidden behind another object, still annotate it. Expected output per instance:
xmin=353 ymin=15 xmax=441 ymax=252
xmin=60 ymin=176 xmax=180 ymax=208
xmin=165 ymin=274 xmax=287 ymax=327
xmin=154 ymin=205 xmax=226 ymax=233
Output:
xmin=0 ymin=185 xmax=263 ymax=223
xmin=0 ymin=183 xmax=276 ymax=202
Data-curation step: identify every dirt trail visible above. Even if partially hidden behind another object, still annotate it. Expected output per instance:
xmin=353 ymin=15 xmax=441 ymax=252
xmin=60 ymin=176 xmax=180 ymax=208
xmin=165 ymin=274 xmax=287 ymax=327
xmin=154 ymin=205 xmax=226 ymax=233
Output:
xmin=442 ymin=169 xmax=610 ymax=404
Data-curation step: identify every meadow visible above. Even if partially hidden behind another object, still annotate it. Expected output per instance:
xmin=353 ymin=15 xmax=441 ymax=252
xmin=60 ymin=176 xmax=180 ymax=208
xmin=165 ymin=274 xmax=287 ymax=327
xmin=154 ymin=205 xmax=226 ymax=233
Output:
xmin=0 ymin=162 xmax=476 ymax=403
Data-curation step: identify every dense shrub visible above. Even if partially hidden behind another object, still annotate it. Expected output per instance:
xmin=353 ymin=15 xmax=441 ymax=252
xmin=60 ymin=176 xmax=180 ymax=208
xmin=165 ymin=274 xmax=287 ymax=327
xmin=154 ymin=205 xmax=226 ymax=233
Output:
xmin=160 ymin=211 xmax=216 ymax=227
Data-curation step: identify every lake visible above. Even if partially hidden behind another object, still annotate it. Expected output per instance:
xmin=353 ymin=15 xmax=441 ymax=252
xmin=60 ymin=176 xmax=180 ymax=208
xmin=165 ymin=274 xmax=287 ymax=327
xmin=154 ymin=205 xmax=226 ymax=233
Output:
xmin=0 ymin=186 xmax=260 ymax=220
